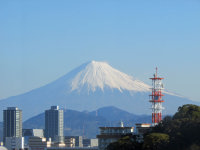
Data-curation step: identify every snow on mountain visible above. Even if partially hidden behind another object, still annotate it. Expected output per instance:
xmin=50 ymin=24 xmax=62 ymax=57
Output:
xmin=70 ymin=61 xmax=151 ymax=93
xmin=0 ymin=60 xmax=198 ymax=121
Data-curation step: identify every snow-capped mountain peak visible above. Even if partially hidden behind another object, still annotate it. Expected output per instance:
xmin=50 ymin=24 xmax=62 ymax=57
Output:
xmin=0 ymin=60 xmax=197 ymax=121
xmin=70 ymin=61 xmax=151 ymax=93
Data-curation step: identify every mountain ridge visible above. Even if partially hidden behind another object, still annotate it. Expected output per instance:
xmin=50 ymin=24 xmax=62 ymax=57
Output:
xmin=0 ymin=61 xmax=199 ymax=121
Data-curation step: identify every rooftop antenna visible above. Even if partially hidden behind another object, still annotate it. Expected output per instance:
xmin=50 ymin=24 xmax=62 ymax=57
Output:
xmin=156 ymin=67 xmax=158 ymax=78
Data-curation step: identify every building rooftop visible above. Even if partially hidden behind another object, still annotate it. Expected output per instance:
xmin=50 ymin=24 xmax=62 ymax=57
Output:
xmin=135 ymin=123 xmax=151 ymax=127
xmin=7 ymin=107 xmax=20 ymax=110
xmin=51 ymin=106 xmax=59 ymax=110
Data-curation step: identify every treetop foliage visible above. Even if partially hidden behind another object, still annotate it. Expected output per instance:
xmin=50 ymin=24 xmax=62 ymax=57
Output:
xmin=173 ymin=104 xmax=200 ymax=120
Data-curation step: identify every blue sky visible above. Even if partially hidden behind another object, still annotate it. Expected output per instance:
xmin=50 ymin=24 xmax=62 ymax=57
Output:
xmin=0 ymin=0 xmax=200 ymax=101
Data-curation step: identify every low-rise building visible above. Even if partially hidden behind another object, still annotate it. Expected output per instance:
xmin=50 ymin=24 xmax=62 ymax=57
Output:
xmin=5 ymin=137 xmax=24 ymax=150
xmin=65 ymin=136 xmax=82 ymax=147
xmin=23 ymin=129 xmax=44 ymax=146
xmin=82 ymin=139 xmax=98 ymax=148
xmin=29 ymin=137 xmax=51 ymax=150
xmin=97 ymin=122 xmax=134 ymax=150
xmin=64 ymin=138 xmax=75 ymax=147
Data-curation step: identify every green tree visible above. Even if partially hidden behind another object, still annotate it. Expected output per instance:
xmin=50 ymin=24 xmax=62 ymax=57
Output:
xmin=173 ymin=104 xmax=200 ymax=120
xmin=143 ymin=133 xmax=169 ymax=150
xmin=106 ymin=135 xmax=142 ymax=150
xmin=153 ymin=104 xmax=200 ymax=150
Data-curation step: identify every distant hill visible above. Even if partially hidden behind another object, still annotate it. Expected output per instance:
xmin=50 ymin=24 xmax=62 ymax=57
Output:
xmin=22 ymin=106 xmax=151 ymax=138
xmin=89 ymin=106 xmax=151 ymax=127
xmin=23 ymin=113 xmax=45 ymax=129
xmin=90 ymin=106 xmax=150 ymax=122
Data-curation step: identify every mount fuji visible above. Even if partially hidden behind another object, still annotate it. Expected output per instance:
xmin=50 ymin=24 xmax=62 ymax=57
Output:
xmin=0 ymin=61 xmax=198 ymax=120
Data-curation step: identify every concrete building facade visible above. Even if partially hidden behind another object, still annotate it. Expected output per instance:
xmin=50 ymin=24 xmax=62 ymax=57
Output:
xmin=5 ymin=137 xmax=24 ymax=150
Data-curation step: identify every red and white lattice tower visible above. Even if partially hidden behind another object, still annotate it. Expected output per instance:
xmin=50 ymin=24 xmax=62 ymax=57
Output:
xmin=149 ymin=68 xmax=164 ymax=126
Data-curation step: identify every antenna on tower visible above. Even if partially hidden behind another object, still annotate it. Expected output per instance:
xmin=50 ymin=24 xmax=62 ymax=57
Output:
xmin=156 ymin=67 xmax=158 ymax=78
xmin=96 ymin=110 xmax=98 ymax=117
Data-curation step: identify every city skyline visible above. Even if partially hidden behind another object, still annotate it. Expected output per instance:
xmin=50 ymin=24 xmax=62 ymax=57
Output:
xmin=1 ymin=0 xmax=200 ymax=101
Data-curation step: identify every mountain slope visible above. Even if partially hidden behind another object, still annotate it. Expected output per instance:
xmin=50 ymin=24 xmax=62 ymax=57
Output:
xmin=89 ymin=106 xmax=152 ymax=127
xmin=89 ymin=106 xmax=139 ymax=121
xmin=0 ymin=61 xmax=199 ymax=120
